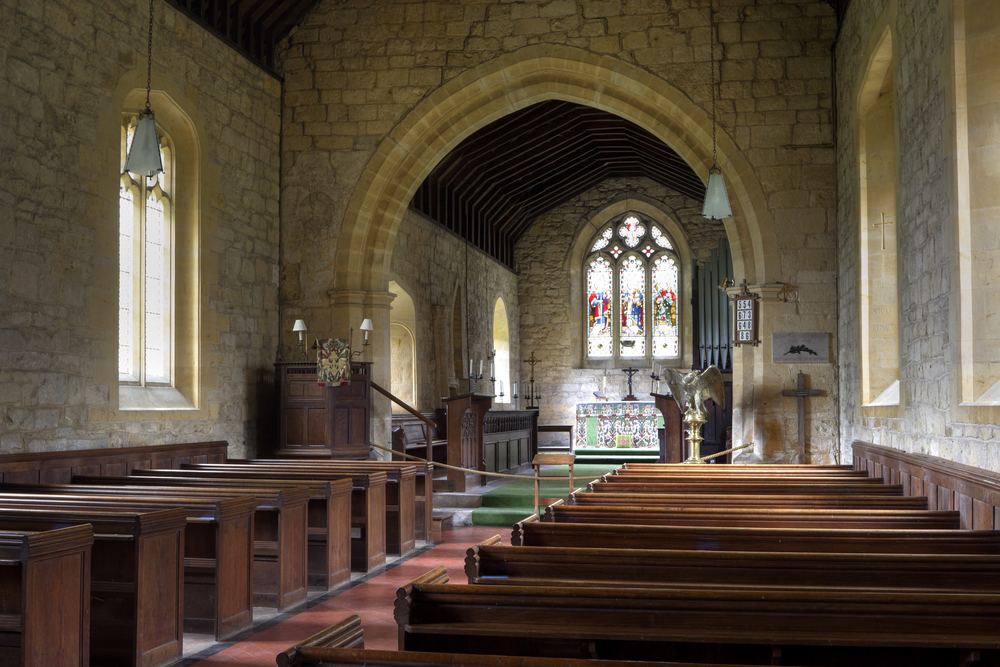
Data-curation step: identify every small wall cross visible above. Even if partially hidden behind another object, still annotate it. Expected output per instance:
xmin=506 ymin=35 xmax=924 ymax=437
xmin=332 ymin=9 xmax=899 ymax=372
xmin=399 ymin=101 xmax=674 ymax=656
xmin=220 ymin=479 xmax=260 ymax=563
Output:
xmin=874 ymin=212 xmax=894 ymax=250
xmin=781 ymin=371 xmax=822 ymax=463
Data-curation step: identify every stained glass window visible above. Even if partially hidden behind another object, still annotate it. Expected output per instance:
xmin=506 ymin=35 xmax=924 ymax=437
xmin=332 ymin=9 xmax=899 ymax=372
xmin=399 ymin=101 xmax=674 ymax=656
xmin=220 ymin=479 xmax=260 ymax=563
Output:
xmin=618 ymin=215 xmax=645 ymax=247
xmin=651 ymin=226 xmax=672 ymax=249
xmin=652 ymin=255 xmax=679 ymax=358
xmin=619 ymin=255 xmax=645 ymax=356
xmin=585 ymin=215 xmax=679 ymax=361
xmin=591 ymin=227 xmax=613 ymax=251
xmin=120 ymin=117 xmax=172 ymax=385
xmin=587 ymin=257 xmax=613 ymax=357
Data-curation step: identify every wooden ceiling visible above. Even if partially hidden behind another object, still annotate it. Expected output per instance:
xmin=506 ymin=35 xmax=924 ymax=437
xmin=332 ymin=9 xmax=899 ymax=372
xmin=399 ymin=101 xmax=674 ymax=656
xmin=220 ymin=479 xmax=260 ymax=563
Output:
xmin=410 ymin=101 xmax=706 ymax=268
xmin=164 ymin=0 xmax=320 ymax=72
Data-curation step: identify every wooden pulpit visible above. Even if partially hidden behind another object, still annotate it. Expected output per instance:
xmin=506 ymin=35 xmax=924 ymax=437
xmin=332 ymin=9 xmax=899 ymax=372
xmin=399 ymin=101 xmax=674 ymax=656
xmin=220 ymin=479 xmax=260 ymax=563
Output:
xmin=651 ymin=392 xmax=683 ymax=463
xmin=442 ymin=393 xmax=493 ymax=492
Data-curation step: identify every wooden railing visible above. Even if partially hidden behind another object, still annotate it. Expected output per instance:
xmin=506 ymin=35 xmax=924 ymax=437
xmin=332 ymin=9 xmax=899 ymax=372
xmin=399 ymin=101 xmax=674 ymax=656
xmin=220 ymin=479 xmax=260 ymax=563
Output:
xmin=371 ymin=381 xmax=434 ymax=466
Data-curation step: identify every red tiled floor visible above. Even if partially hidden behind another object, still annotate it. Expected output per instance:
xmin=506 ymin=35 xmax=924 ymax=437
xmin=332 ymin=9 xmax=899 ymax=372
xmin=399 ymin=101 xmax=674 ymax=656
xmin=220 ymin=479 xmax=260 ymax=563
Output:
xmin=190 ymin=526 xmax=505 ymax=667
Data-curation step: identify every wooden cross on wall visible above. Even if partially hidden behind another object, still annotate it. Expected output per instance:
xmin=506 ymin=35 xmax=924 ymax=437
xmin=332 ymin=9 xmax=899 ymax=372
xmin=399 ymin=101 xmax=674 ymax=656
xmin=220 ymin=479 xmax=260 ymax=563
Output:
xmin=781 ymin=371 xmax=822 ymax=463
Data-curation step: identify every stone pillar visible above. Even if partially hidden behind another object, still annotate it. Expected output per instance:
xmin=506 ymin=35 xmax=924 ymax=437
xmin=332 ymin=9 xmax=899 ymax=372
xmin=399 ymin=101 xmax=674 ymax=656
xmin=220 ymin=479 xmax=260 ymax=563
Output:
xmin=328 ymin=289 xmax=396 ymax=459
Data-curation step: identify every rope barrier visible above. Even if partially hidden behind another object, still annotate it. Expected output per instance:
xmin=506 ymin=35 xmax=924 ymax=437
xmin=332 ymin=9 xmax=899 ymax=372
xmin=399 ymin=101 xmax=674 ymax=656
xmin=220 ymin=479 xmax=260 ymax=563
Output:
xmin=367 ymin=442 xmax=538 ymax=479
xmin=698 ymin=442 xmax=752 ymax=462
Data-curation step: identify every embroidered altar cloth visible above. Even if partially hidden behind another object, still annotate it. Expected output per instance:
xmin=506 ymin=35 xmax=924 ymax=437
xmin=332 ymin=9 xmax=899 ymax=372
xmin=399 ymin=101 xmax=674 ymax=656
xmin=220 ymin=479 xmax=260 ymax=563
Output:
xmin=575 ymin=401 xmax=659 ymax=449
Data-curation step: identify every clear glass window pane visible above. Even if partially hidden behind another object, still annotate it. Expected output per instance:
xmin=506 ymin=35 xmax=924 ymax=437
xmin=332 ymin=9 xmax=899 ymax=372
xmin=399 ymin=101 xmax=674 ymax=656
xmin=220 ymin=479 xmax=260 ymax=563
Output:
xmin=587 ymin=257 xmax=613 ymax=357
xmin=652 ymin=255 xmax=679 ymax=358
xmin=619 ymin=255 xmax=645 ymax=356
xmin=118 ymin=183 xmax=134 ymax=378
xmin=144 ymin=193 xmax=169 ymax=383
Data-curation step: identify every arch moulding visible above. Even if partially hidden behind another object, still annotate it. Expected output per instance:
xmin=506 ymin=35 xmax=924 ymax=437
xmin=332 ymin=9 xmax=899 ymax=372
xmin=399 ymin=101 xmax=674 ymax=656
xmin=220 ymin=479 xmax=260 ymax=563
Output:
xmin=333 ymin=44 xmax=778 ymax=296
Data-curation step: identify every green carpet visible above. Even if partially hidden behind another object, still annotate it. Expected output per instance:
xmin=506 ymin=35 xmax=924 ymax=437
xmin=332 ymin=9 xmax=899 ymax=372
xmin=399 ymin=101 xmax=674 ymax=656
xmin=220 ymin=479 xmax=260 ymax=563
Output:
xmin=470 ymin=463 xmax=619 ymax=527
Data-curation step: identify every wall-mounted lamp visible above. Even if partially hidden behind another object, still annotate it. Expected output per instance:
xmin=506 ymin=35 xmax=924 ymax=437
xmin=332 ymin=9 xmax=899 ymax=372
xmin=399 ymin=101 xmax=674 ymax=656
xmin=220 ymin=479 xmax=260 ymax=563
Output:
xmin=293 ymin=319 xmax=308 ymax=359
xmin=351 ymin=319 xmax=374 ymax=358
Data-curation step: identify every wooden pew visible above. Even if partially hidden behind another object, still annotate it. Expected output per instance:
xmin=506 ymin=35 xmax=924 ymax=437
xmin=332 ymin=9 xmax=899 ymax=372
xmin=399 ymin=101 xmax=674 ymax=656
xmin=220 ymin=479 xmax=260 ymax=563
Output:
xmin=511 ymin=519 xmax=1000 ymax=553
xmin=0 ymin=524 xmax=92 ymax=667
xmin=0 ymin=508 xmax=185 ymax=667
xmin=193 ymin=462 xmax=415 ymax=556
xmin=173 ymin=465 xmax=388 ymax=571
xmin=124 ymin=471 xmax=352 ymax=590
xmin=0 ymin=493 xmax=255 ymax=641
xmin=566 ymin=491 xmax=930 ymax=509
xmin=395 ymin=566 xmax=1000 ymax=665
xmin=61 ymin=478 xmax=311 ymax=610
xmin=541 ymin=502 xmax=961 ymax=529
xmin=620 ymin=463 xmax=860 ymax=473
xmin=465 ymin=534 xmax=1000 ymax=591
xmin=588 ymin=479 xmax=904 ymax=495
xmin=234 ymin=458 xmax=433 ymax=542
xmin=277 ymin=614 xmax=808 ymax=667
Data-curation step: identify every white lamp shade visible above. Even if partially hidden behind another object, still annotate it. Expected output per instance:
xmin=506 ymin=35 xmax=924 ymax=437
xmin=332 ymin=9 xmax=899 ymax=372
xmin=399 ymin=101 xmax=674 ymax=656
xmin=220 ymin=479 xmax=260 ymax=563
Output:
xmin=702 ymin=167 xmax=733 ymax=220
xmin=359 ymin=318 xmax=374 ymax=331
xmin=125 ymin=115 xmax=164 ymax=177
xmin=292 ymin=319 xmax=307 ymax=332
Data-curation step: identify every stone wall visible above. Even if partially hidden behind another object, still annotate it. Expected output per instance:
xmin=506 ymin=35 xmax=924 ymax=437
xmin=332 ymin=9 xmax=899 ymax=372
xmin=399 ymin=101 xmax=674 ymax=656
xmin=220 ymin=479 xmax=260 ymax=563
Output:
xmin=836 ymin=0 xmax=1000 ymax=471
xmin=0 ymin=0 xmax=281 ymax=456
xmin=391 ymin=209 xmax=520 ymax=412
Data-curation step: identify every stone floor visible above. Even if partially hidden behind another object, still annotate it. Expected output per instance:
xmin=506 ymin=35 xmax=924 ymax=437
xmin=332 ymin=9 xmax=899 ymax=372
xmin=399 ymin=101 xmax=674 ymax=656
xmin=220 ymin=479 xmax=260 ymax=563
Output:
xmin=179 ymin=525 xmax=505 ymax=666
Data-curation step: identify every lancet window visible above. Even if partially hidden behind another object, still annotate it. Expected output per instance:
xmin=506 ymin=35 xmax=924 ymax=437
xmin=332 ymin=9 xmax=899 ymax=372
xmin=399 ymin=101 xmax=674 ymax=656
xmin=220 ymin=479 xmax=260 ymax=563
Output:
xmin=585 ymin=214 xmax=679 ymax=362
xmin=119 ymin=115 xmax=173 ymax=385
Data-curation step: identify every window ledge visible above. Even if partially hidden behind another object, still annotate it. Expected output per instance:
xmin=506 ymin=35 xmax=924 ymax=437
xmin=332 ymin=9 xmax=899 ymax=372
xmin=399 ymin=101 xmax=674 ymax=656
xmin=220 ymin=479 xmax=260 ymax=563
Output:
xmin=960 ymin=378 xmax=1000 ymax=407
xmin=863 ymin=380 xmax=900 ymax=408
xmin=119 ymin=385 xmax=196 ymax=411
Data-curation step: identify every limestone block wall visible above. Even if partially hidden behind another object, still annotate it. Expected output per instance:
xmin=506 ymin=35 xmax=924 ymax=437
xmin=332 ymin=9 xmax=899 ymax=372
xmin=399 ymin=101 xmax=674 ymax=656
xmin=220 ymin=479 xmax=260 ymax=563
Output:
xmin=0 ymin=1 xmax=281 ymax=456
xmin=836 ymin=0 xmax=1000 ymax=471
xmin=390 ymin=209 xmax=520 ymax=412
xmin=278 ymin=0 xmax=842 ymax=461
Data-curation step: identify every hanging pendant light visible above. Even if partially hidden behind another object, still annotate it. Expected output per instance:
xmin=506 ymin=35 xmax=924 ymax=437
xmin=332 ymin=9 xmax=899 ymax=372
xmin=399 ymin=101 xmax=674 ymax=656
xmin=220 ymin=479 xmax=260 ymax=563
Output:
xmin=125 ymin=0 xmax=163 ymax=178
xmin=702 ymin=0 xmax=732 ymax=220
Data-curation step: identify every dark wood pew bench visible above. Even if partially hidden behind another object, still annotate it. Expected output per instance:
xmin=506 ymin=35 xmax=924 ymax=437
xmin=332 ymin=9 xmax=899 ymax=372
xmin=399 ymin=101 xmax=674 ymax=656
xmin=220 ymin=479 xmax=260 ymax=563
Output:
xmin=276 ymin=614 xmax=808 ymax=667
xmin=391 ymin=412 xmax=446 ymax=464
xmin=465 ymin=534 xmax=1000 ymax=592
xmin=0 ymin=524 xmax=93 ymax=667
xmin=0 ymin=492 xmax=255 ymax=641
xmin=234 ymin=458 xmax=433 ymax=543
xmin=175 ymin=465 xmax=388 ymax=572
xmin=511 ymin=519 xmax=1000 ymax=553
xmin=63 ymin=478 xmax=311 ymax=611
xmin=619 ymin=463 xmax=862 ymax=474
xmin=395 ymin=567 xmax=1000 ymax=666
xmin=126 ymin=471 xmax=352 ymax=590
xmin=0 ymin=508 xmax=185 ymax=667
xmin=588 ymin=479 xmax=905 ymax=496
xmin=222 ymin=461 xmax=418 ymax=555
xmin=567 ymin=491 xmax=930 ymax=509
xmin=541 ymin=502 xmax=961 ymax=529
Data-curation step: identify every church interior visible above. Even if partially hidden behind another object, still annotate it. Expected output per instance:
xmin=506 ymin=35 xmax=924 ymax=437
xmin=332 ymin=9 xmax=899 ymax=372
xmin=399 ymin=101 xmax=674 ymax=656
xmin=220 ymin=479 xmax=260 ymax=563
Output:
xmin=4 ymin=0 xmax=1000 ymax=664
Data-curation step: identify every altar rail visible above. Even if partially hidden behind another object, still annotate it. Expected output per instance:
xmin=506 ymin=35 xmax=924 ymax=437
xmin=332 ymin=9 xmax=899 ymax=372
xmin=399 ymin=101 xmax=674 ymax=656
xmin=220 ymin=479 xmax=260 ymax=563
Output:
xmin=0 ymin=441 xmax=228 ymax=484
xmin=853 ymin=441 xmax=1000 ymax=530
xmin=483 ymin=410 xmax=537 ymax=474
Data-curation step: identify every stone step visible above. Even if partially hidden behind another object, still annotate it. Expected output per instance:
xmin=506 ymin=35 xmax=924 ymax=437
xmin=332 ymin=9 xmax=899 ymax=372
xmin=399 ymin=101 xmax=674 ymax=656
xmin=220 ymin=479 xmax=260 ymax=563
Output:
xmin=433 ymin=492 xmax=484 ymax=509
xmin=431 ymin=511 xmax=454 ymax=531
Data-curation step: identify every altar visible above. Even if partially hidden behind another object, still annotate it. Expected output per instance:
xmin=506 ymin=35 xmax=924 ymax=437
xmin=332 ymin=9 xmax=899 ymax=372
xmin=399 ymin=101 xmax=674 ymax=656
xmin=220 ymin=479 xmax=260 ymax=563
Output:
xmin=575 ymin=401 xmax=661 ymax=449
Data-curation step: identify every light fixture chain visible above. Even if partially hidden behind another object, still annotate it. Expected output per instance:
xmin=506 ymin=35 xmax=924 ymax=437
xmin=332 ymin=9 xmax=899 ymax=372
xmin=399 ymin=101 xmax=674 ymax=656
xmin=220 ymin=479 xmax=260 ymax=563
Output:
xmin=145 ymin=0 xmax=154 ymax=110
xmin=710 ymin=0 xmax=718 ymax=166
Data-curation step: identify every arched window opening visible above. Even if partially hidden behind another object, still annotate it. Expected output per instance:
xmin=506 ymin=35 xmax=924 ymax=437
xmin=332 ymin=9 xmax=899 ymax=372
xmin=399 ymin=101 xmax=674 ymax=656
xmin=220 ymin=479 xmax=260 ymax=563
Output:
xmin=585 ymin=214 xmax=680 ymax=363
xmin=858 ymin=29 xmax=900 ymax=407
xmin=389 ymin=281 xmax=418 ymax=411
xmin=493 ymin=298 xmax=510 ymax=402
xmin=119 ymin=116 xmax=173 ymax=386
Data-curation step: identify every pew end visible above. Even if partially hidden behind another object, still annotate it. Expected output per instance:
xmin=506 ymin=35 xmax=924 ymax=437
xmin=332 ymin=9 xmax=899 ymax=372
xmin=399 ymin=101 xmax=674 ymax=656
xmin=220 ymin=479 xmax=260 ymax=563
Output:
xmin=276 ymin=614 xmax=364 ymax=667
xmin=465 ymin=536 xmax=503 ymax=582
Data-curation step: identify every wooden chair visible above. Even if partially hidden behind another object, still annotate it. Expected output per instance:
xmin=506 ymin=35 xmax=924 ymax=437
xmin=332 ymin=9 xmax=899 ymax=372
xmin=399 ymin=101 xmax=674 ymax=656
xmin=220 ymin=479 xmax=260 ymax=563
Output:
xmin=532 ymin=453 xmax=575 ymax=516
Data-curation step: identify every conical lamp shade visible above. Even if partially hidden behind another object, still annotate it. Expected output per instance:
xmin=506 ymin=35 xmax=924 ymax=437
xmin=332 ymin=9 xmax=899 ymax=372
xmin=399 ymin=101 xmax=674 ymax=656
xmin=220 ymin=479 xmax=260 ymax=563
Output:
xmin=125 ymin=115 xmax=163 ymax=178
xmin=702 ymin=167 xmax=732 ymax=220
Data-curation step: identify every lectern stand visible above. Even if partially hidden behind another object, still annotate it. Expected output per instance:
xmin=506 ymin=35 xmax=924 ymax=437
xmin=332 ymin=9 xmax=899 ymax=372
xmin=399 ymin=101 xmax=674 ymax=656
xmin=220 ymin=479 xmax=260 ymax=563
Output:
xmin=650 ymin=392 xmax=683 ymax=463
xmin=442 ymin=393 xmax=493 ymax=492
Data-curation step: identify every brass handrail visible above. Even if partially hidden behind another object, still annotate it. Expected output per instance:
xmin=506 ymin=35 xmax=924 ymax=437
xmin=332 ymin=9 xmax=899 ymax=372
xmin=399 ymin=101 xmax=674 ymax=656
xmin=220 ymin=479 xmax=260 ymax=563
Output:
xmin=370 ymin=381 xmax=434 ymax=464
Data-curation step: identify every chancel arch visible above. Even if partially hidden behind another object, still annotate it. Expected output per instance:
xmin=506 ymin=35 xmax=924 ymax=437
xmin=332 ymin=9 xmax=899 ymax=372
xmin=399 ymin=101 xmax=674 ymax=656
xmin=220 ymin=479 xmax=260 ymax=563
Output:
xmin=857 ymin=26 xmax=902 ymax=412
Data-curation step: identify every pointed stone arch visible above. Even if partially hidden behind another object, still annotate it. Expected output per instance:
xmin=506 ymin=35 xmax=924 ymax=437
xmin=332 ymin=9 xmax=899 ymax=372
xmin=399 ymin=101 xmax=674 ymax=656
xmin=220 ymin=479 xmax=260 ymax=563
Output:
xmin=333 ymin=44 xmax=777 ymax=296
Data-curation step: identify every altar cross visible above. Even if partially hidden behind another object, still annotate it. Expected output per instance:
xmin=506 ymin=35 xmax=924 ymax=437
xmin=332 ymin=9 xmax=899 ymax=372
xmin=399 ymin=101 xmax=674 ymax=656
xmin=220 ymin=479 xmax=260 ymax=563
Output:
xmin=874 ymin=212 xmax=893 ymax=250
xmin=781 ymin=371 xmax=822 ymax=463
xmin=523 ymin=352 xmax=541 ymax=381
xmin=622 ymin=367 xmax=640 ymax=402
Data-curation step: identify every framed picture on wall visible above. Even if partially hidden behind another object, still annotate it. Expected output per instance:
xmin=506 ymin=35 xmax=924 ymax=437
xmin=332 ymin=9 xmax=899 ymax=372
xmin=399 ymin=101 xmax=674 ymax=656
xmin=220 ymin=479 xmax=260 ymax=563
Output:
xmin=772 ymin=332 xmax=830 ymax=364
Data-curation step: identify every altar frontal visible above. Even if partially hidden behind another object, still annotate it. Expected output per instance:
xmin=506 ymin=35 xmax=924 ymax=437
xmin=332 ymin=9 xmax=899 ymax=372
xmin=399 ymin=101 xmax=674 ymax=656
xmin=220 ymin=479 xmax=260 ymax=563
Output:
xmin=575 ymin=402 xmax=661 ymax=449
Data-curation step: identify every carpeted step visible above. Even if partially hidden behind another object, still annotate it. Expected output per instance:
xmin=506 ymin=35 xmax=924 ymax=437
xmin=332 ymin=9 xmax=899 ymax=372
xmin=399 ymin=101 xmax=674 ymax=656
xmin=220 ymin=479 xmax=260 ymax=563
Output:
xmin=470 ymin=506 xmax=537 ymax=527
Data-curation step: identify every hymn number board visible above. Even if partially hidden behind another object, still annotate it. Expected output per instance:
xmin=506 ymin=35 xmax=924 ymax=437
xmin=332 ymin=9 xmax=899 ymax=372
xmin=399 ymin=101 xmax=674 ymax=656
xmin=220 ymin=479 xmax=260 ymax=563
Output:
xmin=732 ymin=281 xmax=760 ymax=346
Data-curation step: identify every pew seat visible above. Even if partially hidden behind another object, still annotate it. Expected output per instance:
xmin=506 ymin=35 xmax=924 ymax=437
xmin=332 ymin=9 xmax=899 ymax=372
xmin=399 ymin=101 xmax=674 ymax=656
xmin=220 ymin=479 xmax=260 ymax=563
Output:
xmin=566 ymin=491 xmax=929 ymax=509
